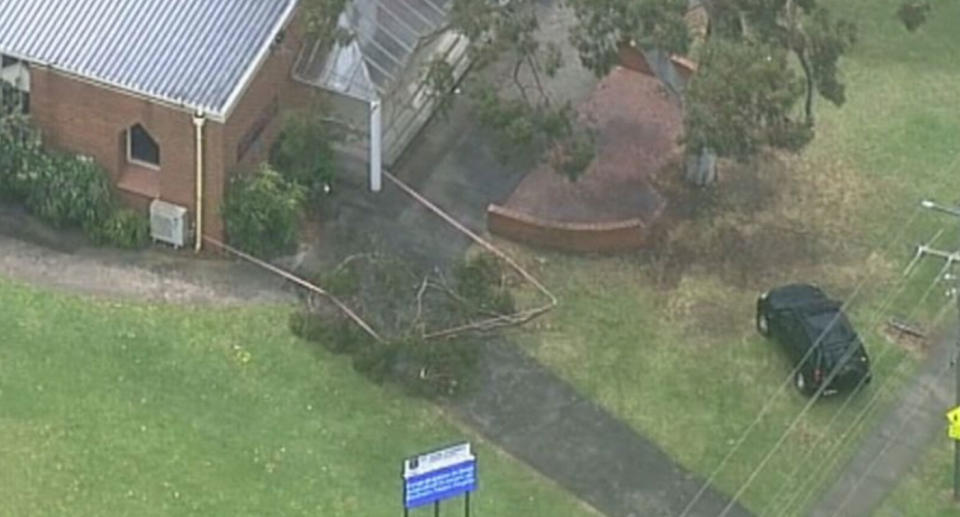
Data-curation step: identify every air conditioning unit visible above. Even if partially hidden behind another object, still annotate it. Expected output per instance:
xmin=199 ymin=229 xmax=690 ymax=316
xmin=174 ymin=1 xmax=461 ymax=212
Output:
xmin=150 ymin=199 xmax=188 ymax=248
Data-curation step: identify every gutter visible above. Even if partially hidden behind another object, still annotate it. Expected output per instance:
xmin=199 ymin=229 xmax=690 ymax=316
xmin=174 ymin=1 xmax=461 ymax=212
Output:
xmin=193 ymin=112 xmax=206 ymax=252
xmin=19 ymin=56 xmax=229 ymax=122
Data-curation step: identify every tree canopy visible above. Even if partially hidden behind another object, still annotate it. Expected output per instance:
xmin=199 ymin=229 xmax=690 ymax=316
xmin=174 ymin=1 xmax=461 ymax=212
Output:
xmin=569 ymin=0 xmax=856 ymax=184
xmin=567 ymin=0 xmax=691 ymax=78
xmin=683 ymin=39 xmax=813 ymax=161
xmin=426 ymin=0 xmax=596 ymax=181
xmin=897 ymin=1 xmax=932 ymax=31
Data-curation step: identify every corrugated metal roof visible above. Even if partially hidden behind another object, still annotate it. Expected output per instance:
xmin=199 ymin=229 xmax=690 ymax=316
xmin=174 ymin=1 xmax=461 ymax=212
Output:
xmin=293 ymin=0 xmax=452 ymax=101
xmin=0 ymin=0 xmax=298 ymax=119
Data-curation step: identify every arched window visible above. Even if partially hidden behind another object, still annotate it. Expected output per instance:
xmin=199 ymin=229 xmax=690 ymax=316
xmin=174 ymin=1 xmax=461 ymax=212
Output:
xmin=127 ymin=124 xmax=160 ymax=168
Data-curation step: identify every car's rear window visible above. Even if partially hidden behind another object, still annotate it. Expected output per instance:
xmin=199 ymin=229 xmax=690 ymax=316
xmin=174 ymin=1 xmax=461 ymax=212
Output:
xmin=806 ymin=310 xmax=857 ymax=362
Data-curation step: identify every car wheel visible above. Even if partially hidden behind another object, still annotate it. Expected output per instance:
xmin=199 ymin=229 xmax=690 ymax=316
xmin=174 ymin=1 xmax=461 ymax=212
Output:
xmin=795 ymin=371 xmax=812 ymax=396
xmin=756 ymin=310 xmax=770 ymax=336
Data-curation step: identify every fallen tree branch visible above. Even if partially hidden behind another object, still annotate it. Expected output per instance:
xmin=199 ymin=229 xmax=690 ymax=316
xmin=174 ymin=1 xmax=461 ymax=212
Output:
xmin=414 ymin=275 xmax=429 ymax=324
xmin=330 ymin=252 xmax=374 ymax=275
xmin=384 ymin=170 xmax=558 ymax=341
xmin=203 ymin=237 xmax=384 ymax=343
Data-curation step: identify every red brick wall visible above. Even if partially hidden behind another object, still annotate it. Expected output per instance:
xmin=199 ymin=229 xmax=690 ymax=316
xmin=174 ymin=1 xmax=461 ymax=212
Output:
xmin=216 ymin=10 xmax=317 ymax=245
xmin=26 ymin=8 xmax=316 ymax=247
xmin=222 ymin=14 xmax=316 ymax=173
xmin=29 ymin=67 xmax=208 ymax=234
xmin=487 ymin=204 xmax=651 ymax=253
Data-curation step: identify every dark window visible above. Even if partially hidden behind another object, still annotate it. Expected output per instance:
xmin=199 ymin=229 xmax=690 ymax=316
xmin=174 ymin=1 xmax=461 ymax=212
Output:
xmin=1 ymin=55 xmax=19 ymax=68
xmin=128 ymin=124 xmax=160 ymax=166
xmin=806 ymin=309 xmax=856 ymax=364
xmin=237 ymin=96 xmax=279 ymax=162
xmin=0 ymin=83 xmax=27 ymax=116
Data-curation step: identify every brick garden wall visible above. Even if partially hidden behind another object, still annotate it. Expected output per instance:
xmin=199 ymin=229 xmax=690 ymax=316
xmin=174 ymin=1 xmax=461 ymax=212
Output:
xmin=487 ymin=204 xmax=651 ymax=253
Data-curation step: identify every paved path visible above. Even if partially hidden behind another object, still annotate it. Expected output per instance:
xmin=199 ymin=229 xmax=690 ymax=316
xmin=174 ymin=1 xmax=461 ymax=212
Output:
xmin=0 ymin=204 xmax=294 ymax=305
xmin=451 ymin=339 xmax=752 ymax=517
xmin=811 ymin=330 xmax=956 ymax=517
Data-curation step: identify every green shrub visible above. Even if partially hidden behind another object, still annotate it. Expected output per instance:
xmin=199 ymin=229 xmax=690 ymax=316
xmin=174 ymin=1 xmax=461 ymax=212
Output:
xmin=351 ymin=334 xmax=480 ymax=398
xmin=24 ymin=153 xmax=114 ymax=229
xmin=2 ymin=114 xmax=154 ymax=250
xmin=289 ymin=311 xmax=328 ymax=342
xmin=352 ymin=341 xmax=397 ymax=384
xmin=329 ymin=320 xmax=375 ymax=354
xmin=553 ymin=130 xmax=596 ymax=182
xmin=291 ymin=309 xmax=480 ymax=397
xmin=315 ymin=262 xmax=362 ymax=299
xmin=269 ymin=110 xmax=338 ymax=202
xmin=453 ymin=254 xmax=516 ymax=315
xmin=290 ymin=311 xmax=375 ymax=355
xmin=222 ymin=163 xmax=305 ymax=258
xmin=394 ymin=337 xmax=480 ymax=398
xmin=86 ymin=208 xmax=150 ymax=249
xmin=0 ymin=115 xmax=43 ymax=201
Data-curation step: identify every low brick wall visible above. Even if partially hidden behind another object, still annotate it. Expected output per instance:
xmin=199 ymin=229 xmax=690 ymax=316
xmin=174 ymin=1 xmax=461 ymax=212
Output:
xmin=670 ymin=55 xmax=697 ymax=79
xmin=487 ymin=204 xmax=652 ymax=253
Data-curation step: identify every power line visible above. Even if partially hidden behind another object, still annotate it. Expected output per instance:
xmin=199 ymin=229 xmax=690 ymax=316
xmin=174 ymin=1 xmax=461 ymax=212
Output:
xmin=818 ymin=201 xmax=960 ymax=515
xmin=715 ymin=249 xmax=952 ymax=516
xmin=760 ymin=227 xmax=949 ymax=516
xmin=677 ymin=205 xmax=923 ymax=517
xmin=777 ymin=297 xmax=955 ymax=517
xmin=828 ymin=345 xmax=956 ymax=517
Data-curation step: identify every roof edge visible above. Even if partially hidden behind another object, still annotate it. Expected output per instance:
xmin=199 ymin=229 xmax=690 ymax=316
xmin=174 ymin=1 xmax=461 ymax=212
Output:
xmin=32 ymin=63 xmax=222 ymax=121
xmin=2 ymin=50 xmax=227 ymax=121
xmin=218 ymin=0 xmax=300 ymax=122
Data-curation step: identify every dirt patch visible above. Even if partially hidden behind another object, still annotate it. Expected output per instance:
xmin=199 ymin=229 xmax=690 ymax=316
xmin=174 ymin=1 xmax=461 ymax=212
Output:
xmin=880 ymin=320 xmax=931 ymax=357
xmin=645 ymin=149 xmax=882 ymax=292
xmin=666 ymin=275 xmax=753 ymax=340
xmin=647 ymin=214 xmax=828 ymax=291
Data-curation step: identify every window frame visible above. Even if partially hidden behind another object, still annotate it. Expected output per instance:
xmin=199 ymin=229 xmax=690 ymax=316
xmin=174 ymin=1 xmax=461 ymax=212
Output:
xmin=126 ymin=124 xmax=161 ymax=170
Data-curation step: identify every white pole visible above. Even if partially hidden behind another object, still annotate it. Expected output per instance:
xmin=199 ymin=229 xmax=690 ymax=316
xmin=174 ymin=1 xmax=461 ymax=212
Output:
xmin=192 ymin=112 xmax=206 ymax=252
xmin=369 ymin=97 xmax=382 ymax=192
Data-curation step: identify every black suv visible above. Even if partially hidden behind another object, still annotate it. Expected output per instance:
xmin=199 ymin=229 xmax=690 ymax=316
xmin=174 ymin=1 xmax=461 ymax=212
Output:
xmin=756 ymin=284 xmax=872 ymax=396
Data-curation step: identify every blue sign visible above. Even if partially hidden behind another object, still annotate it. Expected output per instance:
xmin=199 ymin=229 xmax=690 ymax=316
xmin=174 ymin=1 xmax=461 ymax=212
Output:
xmin=403 ymin=442 xmax=477 ymax=509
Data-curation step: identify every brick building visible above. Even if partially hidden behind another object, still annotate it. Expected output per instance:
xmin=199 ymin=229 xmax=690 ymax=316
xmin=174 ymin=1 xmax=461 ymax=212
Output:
xmin=0 ymin=0 xmax=313 ymax=249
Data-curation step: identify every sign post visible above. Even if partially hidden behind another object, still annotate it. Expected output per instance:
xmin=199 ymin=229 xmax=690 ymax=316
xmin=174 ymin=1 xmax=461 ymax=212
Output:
xmin=402 ymin=442 xmax=477 ymax=516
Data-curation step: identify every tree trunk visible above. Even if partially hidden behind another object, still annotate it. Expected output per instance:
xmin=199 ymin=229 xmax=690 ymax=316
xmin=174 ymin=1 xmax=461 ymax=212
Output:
xmin=797 ymin=48 xmax=815 ymax=124
xmin=685 ymin=147 xmax=717 ymax=186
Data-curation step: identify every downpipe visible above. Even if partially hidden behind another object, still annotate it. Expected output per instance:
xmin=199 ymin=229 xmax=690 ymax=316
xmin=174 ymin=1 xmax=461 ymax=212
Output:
xmin=193 ymin=112 xmax=206 ymax=252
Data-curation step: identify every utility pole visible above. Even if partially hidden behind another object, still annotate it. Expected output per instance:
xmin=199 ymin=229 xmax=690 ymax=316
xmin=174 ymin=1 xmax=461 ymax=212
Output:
xmin=955 ymin=285 xmax=960 ymax=503
xmin=918 ymin=199 xmax=960 ymax=502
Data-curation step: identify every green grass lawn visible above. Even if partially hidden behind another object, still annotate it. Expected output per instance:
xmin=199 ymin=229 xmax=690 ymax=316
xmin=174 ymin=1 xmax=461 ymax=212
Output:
xmin=499 ymin=0 xmax=960 ymax=514
xmin=507 ymin=251 xmax=915 ymax=516
xmin=0 ymin=278 xmax=596 ymax=516
xmin=876 ymin=438 xmax=960 ymax=516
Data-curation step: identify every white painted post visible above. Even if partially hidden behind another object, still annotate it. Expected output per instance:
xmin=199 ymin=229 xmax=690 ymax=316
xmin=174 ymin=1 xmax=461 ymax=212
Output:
xmin=369 ymin=98 xmax=382 ymax=192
